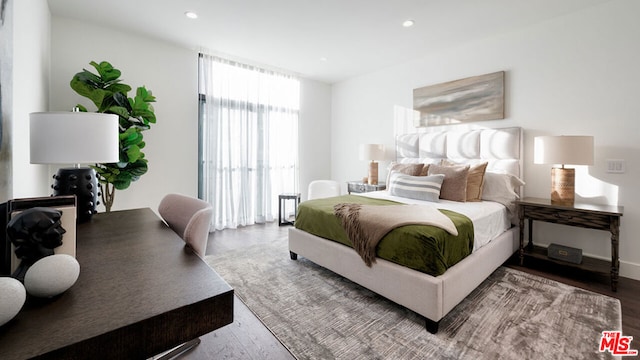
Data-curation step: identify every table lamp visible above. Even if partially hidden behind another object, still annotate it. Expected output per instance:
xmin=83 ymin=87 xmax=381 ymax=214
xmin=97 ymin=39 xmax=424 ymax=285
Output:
xmin=359 ymin=144 xmax=385 ymax=185
xmin=534 ymin=135 xmax=594 ymax=205
xmin=30 ymin=111 xmax=119 ymax=222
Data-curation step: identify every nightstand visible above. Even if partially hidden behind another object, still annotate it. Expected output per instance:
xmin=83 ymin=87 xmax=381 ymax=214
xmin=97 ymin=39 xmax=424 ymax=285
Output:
xmin=347 ymin=181 xmax=386 ymax=194
xmin=278 ymin=193 xmax=300 ymax=226
xmin=516 ymin=197 xmax=624 ymax=291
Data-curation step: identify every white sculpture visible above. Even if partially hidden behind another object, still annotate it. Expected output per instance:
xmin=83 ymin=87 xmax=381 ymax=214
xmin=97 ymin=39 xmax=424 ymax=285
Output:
xmin=24 ymin=254 xmax=80 ymax=298
xmin=0 ymin=277 xmax=26 ymax=326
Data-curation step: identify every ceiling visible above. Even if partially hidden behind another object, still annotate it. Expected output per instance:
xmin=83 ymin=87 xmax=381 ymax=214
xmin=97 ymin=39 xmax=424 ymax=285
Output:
xmin=47 ymin=0 xmax=608 ymax=84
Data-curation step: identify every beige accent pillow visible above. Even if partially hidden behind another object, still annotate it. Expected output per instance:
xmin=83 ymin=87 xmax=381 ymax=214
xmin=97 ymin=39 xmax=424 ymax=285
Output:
xmin=442 ymin=160 xmax=488 ymax=201
xmin=428 ymin=164 xmax=470 ymax=202
xmin=418 ymin=163 xmax=433 ymax=176
xmin=385 ymin=163 xmax=425 ymax=188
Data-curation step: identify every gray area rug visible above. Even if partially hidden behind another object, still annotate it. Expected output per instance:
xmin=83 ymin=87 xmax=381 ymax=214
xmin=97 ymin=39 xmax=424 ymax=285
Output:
xmin=205 ymin=237 xmax=621 ymax=360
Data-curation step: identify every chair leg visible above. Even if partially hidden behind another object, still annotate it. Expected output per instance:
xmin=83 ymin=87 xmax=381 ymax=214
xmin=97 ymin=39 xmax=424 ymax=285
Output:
xmin=154 ymin=338 xmax=201 ymax=360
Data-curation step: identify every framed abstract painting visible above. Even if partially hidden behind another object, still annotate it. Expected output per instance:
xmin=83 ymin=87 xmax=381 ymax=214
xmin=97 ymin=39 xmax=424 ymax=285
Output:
xmin=413 ymin=71 xmax=505 ymax=126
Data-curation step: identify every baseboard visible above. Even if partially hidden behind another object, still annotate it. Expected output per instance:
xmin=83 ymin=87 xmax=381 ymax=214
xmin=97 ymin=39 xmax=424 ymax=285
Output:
xmin=577 ymin=252 xmax=640 ymax=281
xmin=535 ymin=243 xmax=640 ymax=281
xmin=620 ymin=260 xmax=640 ymax=281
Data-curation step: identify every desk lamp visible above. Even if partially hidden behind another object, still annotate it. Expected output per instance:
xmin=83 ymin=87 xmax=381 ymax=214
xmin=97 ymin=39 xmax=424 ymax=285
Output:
xmin=534 ymin=135 xmax=594 ymax=205
xmin=30 ymin=111 xmax=119 ymax=222
xmin=359 ymin=144 xmax=385 ymax=185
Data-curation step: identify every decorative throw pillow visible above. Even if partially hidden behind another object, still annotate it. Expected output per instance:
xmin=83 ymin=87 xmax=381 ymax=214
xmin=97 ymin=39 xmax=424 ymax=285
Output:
xmin=388 ymin=173 xmax=445 ymax=202
xmin=428 ymin=164 xmax=470 ymax=202
xmin=418 ymin=163 xmax=435 ymax=176
xmin=441 ymin=160 xmax=488 ymax=201
xmin=482 ymin=171 xmax=526 ymax=224
xmin=482 ymin=171 xmax=525 ymax=207
xmin=385 ymin=163 xmax=425 ymax=188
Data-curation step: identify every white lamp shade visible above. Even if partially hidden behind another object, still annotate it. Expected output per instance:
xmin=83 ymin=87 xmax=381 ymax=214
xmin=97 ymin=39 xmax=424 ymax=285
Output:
xmin=534 ymin=136 xmax=594 ymax=166
xmin=359 ymin=144 xmax=385 ymax=161
xmin=30 ymin=112 xmax=120 ymax=164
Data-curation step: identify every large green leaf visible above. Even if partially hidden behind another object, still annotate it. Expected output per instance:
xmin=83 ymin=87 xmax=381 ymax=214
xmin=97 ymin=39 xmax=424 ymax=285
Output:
xmin=126 ymin=144 xmax=142 ymax=163
xmin=136 ymin=87 xmax=156 ymax=103
xmin=107 ymin=106 xmax=130 ymax=119
xmin=70 ymin=76 xmax=107 ymax=109
xmin=127 ymin=159 xmax=148 ymax=177
xmin=90 ymin=61 xmax=122 ymax=83
xmin=112 ymin=91 xmax=131 ymax=109
xmin=113 ymin=175 xmax=132 ymax=190
xmin=73 ymin=70 xmax=103 ymax=88
xmin=120 ymin=127 xmax=142 ymax=145
xmin=106 ymin=83 xmax=132 ymax=94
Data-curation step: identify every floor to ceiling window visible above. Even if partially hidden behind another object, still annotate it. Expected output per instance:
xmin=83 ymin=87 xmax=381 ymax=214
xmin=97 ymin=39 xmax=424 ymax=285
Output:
xmin=198 ymin=54 xmax=300 ymax=230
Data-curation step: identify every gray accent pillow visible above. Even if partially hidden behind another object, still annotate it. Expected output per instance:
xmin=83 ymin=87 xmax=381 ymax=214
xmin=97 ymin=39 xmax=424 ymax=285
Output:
xmin=388 ymin=173 xmax=445 ymax=202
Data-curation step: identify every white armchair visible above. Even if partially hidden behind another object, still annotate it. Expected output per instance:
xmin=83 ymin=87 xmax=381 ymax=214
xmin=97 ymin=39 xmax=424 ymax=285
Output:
xmin=156 ymin=193 xmax=213 ymax=358
xmin=308 ymin=180 xmax=340 ymax=200
xmin=158 ymin=194 xmax=213 ymax=258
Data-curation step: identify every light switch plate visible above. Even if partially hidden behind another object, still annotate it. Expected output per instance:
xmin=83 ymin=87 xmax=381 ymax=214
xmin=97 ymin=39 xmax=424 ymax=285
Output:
xmin=606 ymin=159 xmax=625 ymax=173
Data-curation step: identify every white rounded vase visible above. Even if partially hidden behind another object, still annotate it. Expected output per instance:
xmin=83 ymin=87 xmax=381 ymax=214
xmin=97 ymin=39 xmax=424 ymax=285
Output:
xmin=0 ymin=277 xmax=27 ymax=326
xmin=24 ymin=254 xmax=80 ymax=298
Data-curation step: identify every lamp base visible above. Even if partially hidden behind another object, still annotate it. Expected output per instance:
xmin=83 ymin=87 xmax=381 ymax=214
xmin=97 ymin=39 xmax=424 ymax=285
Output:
xmin=551 ymin=167 xmax=575 ymax=205
xmin=52 ymin=168 xmax=100 ymax=223
xmin=368 ymin=161 xmax=379 ymax=185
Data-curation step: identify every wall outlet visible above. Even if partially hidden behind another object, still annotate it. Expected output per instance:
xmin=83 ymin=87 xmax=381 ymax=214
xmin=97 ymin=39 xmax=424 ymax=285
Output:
xmin=606 ymin=159 xmax=625 ymax=173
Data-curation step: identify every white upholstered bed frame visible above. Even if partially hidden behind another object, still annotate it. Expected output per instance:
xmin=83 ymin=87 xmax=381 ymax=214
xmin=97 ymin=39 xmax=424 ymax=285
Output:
xmin=288 ymin=126 xmax=522 ymax=333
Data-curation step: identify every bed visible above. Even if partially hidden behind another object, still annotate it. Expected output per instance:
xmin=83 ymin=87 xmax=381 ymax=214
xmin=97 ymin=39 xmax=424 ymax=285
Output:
xmin=288 ymin=126 xmax=523 ymax=333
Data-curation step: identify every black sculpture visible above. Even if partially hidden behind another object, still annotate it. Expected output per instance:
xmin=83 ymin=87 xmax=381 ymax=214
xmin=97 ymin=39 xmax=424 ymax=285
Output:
xmin=7 ymin=207 xmax=66 ymax=282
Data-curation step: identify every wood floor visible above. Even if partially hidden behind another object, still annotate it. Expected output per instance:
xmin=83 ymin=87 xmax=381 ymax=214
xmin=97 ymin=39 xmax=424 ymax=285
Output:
xmin=185 ymin=222 xmax=640 ymax=359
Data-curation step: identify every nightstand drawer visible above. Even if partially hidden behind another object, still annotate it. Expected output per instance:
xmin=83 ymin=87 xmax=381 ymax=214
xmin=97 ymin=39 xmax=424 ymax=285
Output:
xmin=523 ymin=205 xmax=611 ymax=231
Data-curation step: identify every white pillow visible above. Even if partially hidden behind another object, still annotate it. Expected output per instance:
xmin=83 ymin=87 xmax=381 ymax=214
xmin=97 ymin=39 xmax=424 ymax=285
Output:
xmin=482 ymin=171 xmax=525 ymax=210
xmin=389 ymin=173 xmax=445 ymax=202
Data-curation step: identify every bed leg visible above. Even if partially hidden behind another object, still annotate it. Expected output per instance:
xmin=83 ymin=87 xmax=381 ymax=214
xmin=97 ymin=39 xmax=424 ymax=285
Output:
xmin=425 ymin=319 xmax=439 ymax=334
xmin=289 ymin=251 xmax=298 ymax=260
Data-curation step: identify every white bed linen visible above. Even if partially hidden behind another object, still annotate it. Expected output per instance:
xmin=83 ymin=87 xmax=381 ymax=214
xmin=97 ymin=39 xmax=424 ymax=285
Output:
xmin=355 ymin=191 xmax=510 ymax=252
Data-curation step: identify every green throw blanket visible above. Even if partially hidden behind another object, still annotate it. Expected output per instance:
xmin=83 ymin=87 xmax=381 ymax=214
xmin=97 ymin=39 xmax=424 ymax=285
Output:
xmin=294 ymin=195 xmax=474 ymax=276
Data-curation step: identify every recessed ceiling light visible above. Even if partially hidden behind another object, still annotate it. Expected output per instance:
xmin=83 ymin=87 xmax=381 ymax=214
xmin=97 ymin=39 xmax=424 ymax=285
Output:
xmin=320 ymin=57 xmax=328 ymax=62
xmin=402 ymin=19 xmax=414 ymax=28
xmin=185 ymin=11 xmax=198 ymax=19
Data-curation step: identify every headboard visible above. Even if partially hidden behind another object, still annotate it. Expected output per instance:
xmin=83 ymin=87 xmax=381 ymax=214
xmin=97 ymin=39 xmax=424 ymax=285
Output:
xmin=395 ymin=127 xmax=523 ymax=179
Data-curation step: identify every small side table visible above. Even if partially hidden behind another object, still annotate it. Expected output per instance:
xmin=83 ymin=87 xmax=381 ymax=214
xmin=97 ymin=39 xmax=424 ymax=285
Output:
xmin=516 ymin=197 xmax=623 ymax=291
xmin=278 ymin=193 xmax=300 ymax=226
xmin=347 ymin=181 xmax=386 ymax=194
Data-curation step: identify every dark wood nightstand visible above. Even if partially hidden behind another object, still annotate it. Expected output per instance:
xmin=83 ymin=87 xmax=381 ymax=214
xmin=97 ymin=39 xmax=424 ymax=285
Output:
xmin=347 ymin=181 xmax=386 ymax=194
xmin=278 ymin=193 xmax=300 ymax=226
xmin=516 ymin=197 xmax=624 ymax=291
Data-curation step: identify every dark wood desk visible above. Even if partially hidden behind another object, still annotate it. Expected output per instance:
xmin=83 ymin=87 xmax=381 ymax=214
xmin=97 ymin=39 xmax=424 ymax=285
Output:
xmin=0 ymin=208 xmax=234 ymax=359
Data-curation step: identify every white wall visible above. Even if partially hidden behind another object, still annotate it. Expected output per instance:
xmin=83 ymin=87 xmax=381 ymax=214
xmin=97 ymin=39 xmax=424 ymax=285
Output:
xmin=49 ymin=17 xmax=332 ymax=213
xmin=0 ymin=0 xmax=13 ymax=202
xmin=299 ymin=78 xmax=332 ymax=200
xmin=7 ymin=0 xmax=51 ymax=199
xmin=50 ymin=17 xmax=198 ymax=213
xmin=330 ymin=0 xmax=640 ymax=280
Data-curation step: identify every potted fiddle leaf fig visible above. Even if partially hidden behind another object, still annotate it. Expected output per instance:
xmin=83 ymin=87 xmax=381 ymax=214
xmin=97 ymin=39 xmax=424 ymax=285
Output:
xmin=70 ymin=61 xmax=157 ymax=212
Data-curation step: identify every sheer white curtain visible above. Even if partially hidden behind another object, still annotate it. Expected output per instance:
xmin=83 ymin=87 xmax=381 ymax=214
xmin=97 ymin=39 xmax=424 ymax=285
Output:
xmin=198 ymin=54 xmax=299 ymax=230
